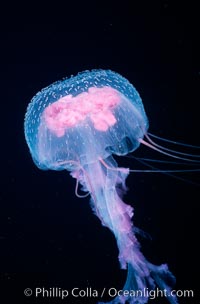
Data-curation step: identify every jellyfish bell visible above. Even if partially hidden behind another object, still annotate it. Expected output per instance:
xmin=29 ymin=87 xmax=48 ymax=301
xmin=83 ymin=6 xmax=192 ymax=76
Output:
xmin=24 ymin=70 xmax=148 ymax=172
xmin=25 ymin=70 xmax=199 ymax=304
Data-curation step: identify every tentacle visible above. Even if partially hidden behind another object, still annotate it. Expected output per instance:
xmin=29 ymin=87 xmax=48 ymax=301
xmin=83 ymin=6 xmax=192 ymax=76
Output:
xmin=147 ymin=132 xmax=200 ymax=149
xmin=145 ymin=133 xmax=200 ymax=158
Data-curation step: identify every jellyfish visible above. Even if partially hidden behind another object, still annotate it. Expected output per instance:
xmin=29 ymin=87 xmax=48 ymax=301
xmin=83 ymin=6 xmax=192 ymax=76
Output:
xmin=24 ymin=70 xmax=199 ymax=304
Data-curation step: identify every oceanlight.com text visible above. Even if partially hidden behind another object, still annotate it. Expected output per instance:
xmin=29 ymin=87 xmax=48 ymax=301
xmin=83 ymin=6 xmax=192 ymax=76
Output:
xmin=24 ymin=286 xmax=194 ymax=300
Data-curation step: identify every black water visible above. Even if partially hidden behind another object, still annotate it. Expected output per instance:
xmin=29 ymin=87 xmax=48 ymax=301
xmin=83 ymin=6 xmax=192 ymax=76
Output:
xmin=1 ymin=2 xmax=199 ymax=303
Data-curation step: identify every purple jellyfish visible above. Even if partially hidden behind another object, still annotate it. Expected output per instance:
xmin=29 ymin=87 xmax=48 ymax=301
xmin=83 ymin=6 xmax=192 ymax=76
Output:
xmin=25 ymin=69 xmax=192 ymax=303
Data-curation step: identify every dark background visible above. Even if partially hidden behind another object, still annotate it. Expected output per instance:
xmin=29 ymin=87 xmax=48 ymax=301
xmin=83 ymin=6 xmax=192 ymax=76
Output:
xmin=1 ymin=1 xmax=199 ymax=303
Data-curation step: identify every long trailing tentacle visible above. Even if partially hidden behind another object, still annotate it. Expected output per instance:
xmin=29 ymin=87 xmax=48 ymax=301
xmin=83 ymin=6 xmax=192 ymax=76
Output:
xmin=147 ymin=132 xmax=200 ymax=149
xmin=145 ymin=133 xmax=200 ymax=158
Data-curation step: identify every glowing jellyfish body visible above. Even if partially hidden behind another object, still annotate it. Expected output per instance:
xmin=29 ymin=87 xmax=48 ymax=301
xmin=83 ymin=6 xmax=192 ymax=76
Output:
xmin=24 ymin=70 xmax=178 ymax=304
